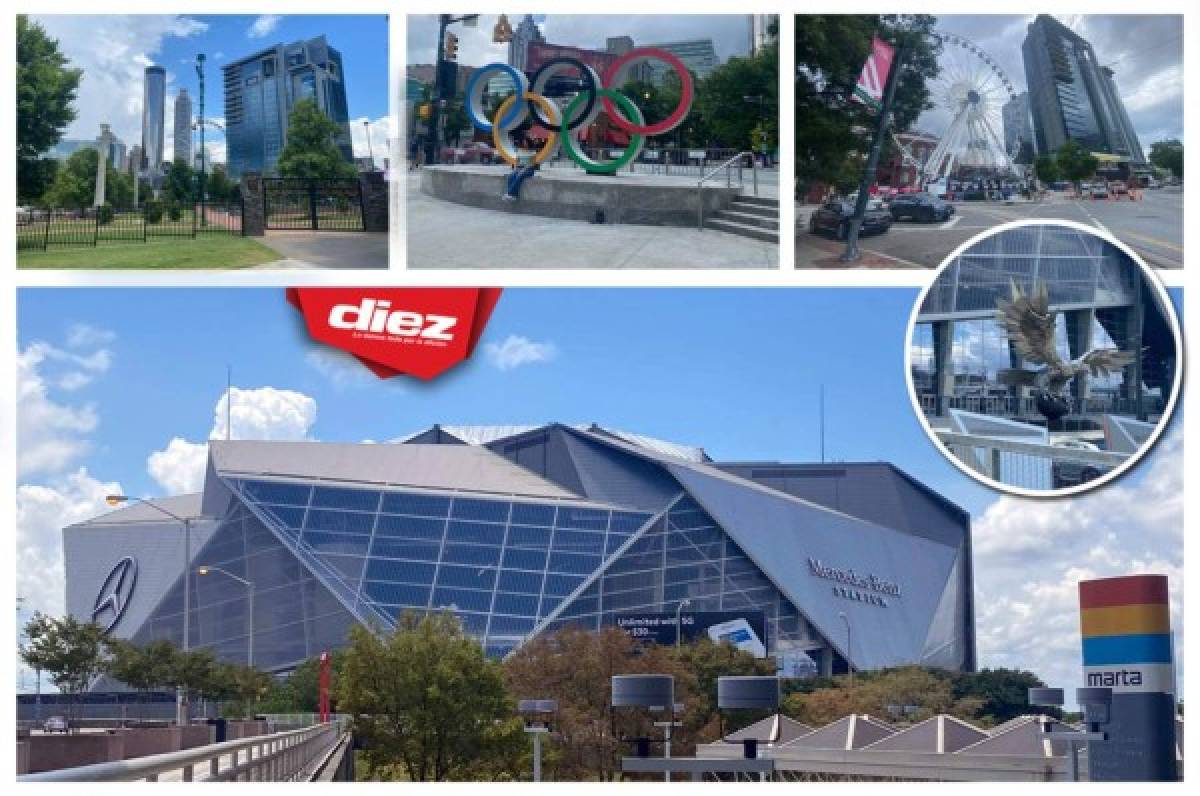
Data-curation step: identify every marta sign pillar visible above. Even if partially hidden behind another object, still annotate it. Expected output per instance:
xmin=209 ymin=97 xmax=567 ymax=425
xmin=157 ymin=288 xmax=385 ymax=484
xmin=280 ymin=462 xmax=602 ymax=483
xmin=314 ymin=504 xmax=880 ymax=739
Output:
xmin=1079 ymin=574 xmax=1177 ymax=780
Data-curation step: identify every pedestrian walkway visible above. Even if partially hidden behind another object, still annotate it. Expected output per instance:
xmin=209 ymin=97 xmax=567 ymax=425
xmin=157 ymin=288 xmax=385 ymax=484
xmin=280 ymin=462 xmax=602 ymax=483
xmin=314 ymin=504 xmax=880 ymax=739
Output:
xmin=406 ymin=173 xmax=777 ymax=269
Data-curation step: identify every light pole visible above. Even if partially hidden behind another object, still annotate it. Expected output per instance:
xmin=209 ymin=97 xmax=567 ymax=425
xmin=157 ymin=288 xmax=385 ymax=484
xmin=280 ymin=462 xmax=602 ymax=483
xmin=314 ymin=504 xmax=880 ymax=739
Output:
xmin=106 ymin=494 xmax=197 ymax=724
xmin=674 ymin=598 xmax=692 ymax=649
xmin=363 ymin=120 xmax=375 ymax=171
xmin=197 ymin=566 xmax=254 ymax=668
xmin=839 ymin=611 xmax=853 ymax=688
xmin=195 ymin=54 xmax=206 ymax=220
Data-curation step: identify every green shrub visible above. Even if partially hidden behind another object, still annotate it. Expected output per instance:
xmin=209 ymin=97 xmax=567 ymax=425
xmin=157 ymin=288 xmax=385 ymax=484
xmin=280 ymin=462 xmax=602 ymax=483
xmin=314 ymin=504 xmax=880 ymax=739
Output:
xmin=167 ymin=201 xmax=183 ymax=222
xmin=142 ymin=199 xmax=164 ymax=224
xmin=96 ymin=203 xmax=114 ymax=225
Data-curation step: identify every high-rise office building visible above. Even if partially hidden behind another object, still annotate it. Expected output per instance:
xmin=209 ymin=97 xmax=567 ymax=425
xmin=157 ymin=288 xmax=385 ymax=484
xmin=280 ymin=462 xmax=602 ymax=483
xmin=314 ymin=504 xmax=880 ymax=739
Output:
xmin=141 ymin=66 xmax=167 ymax=175
xmin=642 ymin=39 xmax=720 ymax=82
xmin=1001 ymin=91 xmax=1033 ymax=156
xmin=507 ymin=14 xmax=545 ymax=71
xmin=748 ymin=14 xmax=773 ymax=55
xmin=1021 ymin=15 xmax=1145 ymax=166
xmin=173 ymin=88 xmax=193 ymax=166
xmin=222 ymin=35 xmax=353 ymax=177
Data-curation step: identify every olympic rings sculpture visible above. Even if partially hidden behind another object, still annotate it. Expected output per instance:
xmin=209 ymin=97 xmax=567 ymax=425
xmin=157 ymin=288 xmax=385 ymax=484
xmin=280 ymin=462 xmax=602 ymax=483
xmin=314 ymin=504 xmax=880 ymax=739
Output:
xmin=464 ymin=47 xmax=694 ymax=174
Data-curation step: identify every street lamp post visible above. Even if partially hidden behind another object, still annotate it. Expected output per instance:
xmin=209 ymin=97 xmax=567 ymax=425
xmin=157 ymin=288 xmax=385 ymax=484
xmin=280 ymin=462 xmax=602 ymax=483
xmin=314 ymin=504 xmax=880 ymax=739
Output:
xmin=674 ymin=598 xmax=692 ymax=649
xmin=839 ymin=611 xmax=853 ymax=688
xmin=197 ymin=566 xmax=254 ymax=668
xmin=106 ymin=494 xmax=197 ymax=725
xmin=363 ymin=120 xmax=375 ymax=171
xmin=195 ymin=54 xmax=207 ymax=223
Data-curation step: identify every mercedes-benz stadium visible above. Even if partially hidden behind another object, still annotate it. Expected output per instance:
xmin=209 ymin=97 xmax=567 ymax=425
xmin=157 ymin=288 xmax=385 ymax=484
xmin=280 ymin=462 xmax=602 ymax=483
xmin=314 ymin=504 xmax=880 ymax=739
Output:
xmin=64 ymin=423 xmax=975 ymax=678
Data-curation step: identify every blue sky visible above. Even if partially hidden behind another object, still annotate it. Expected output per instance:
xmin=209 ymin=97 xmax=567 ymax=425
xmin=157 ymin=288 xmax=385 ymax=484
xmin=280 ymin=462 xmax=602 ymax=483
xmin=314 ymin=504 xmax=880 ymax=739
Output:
xmin=17 ymin=287 xmax=991 ymax=512
xmin=31 ymin=14 xmax=390 ymax=167
xmin=16 ymin=288 xmax=1182 ymax=695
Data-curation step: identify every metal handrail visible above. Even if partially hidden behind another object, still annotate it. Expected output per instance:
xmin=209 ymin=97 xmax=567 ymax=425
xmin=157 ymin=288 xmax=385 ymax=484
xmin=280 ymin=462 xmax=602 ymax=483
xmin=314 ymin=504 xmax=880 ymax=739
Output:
xmin=697 ymin=151 xmax=757 ymax=229
xmin=936 ymin=431 xmax=1130 ymax=467
xmin=19 ymin=721 xmax=341 ymax=782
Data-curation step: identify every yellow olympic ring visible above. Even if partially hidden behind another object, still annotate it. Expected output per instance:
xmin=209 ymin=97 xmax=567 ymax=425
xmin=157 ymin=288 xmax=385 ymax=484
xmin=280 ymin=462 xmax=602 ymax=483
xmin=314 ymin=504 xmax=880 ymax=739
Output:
xmin=492 ymin=92 xmax=560 ymax=167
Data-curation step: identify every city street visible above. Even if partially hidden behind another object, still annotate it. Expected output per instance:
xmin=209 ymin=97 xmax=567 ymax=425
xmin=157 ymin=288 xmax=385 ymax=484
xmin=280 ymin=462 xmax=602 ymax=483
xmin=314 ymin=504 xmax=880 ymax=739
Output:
xmin=796 ymin=188 xmax=1183 ymax=270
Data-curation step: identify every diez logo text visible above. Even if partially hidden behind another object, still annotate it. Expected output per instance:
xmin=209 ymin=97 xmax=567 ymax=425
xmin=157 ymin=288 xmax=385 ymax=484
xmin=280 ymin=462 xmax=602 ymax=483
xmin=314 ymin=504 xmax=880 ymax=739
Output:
xmin=328 ymin=298 xmax=458 ymax=344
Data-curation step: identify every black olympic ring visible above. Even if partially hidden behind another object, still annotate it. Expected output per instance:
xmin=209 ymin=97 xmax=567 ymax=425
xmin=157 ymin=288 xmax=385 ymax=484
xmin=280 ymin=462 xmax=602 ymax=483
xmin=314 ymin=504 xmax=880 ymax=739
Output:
xmin=527 ymin=57 xmax=598 ymax=132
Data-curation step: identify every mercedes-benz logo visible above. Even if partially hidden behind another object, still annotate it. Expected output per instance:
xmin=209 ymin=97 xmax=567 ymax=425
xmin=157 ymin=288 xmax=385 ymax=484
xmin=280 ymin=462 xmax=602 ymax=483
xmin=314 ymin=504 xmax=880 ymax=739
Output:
xmin=92 ymin=556 xmax=137 ymax=633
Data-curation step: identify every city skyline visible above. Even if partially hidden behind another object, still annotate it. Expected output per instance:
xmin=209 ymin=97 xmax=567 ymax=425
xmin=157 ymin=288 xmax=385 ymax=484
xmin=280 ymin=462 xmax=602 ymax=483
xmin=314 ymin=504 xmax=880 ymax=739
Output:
xmin=406 ymin=14 xmax=756 ymax=69
xmin=28 ymin=14 xmax=390 ymax=170
xmin=16 ymin=288 xmax=1183 ymax=696
xmin=918 ymin=15 xmax=1183 ymax=148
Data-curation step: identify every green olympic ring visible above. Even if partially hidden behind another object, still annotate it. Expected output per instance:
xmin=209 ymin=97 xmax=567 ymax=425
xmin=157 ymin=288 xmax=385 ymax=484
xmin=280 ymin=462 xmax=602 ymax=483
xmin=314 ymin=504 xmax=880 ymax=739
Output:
xmin=559 ymin=88 xmax=645 ymax=175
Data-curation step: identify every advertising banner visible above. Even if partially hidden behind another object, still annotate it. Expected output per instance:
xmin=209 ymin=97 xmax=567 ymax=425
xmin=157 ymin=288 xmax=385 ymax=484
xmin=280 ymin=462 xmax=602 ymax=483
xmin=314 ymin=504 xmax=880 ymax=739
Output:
xmin=611 ymin=611 xmax=768 ymax=658
xmin=851 ymin=36 xmax=895 ymax=112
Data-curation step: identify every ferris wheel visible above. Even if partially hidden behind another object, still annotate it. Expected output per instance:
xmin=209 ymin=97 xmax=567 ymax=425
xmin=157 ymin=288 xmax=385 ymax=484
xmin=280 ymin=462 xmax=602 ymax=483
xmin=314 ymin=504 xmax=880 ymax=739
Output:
xmin=896 ymin=31 xmax=1023 ymax=186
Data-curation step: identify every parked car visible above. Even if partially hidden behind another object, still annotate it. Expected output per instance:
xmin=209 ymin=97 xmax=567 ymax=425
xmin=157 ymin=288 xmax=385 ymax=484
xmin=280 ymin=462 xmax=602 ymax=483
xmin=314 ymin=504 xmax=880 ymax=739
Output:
xmin=1052 ymin=439 xmax=1109 ymax=488
xmin=43 ymin=716 xmax=68 ymax=733
xmin=888 ymin=193 xmax=954 ymax=222
xmin=808 ymin=199 xmax=891 ymax=239
xmin=1089 ymin=183 xmax=1110 ymax=200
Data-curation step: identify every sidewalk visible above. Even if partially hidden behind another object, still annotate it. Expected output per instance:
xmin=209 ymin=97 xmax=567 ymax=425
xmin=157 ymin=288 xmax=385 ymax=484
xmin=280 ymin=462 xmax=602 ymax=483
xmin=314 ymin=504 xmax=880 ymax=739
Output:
xmin=405 ymin=173 xmax=778 ymax=269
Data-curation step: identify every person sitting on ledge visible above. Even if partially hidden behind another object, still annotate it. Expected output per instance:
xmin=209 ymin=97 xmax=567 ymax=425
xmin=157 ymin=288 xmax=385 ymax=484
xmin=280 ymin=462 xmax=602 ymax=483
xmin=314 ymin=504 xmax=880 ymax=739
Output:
xmin=502 ymin=154 xmax=538 ymax=202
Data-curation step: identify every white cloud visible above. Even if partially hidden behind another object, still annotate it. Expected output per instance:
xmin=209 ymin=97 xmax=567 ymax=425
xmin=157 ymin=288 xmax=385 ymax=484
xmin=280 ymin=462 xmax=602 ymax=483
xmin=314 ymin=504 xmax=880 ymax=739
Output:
xmin=306 ymin=348 xmax=375 ymax=390
xmin=349 ymin=115 xmax=393 ymax=168
xmin=30 ymin=15 xmax=208 ymax=147
xmin=247 ymin=15 xmax=282 ymax=40
xmin=483 ymin=334 xmax=558 ymax=371
xmin=17 ymin=338 xmax=114 ymax=477
xmin=972 ymin=428 xmax=1183 ymax=693
xmin=65 ymin=323 xmax=116 ymax=349
xmin=146 ymin=437 xmax=209 ymax=495
xmin=146 ymin=387 xmax=318 ymax=494
xmin=17 ymin=468 xmax=123 ymax=618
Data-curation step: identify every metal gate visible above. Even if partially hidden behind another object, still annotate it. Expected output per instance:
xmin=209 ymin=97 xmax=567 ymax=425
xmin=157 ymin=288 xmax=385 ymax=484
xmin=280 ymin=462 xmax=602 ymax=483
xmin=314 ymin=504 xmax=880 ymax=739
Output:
xmin=263 ymin=178 xmax=364 ymax=231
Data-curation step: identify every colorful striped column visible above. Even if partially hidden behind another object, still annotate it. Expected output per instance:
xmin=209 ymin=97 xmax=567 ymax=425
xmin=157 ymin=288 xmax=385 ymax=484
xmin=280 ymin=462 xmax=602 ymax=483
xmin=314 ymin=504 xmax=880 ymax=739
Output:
xmin=1079 ymin=574 xmax=1177 ymax=781
xmin=1079 ymin=574 xmax=1173 ymax=694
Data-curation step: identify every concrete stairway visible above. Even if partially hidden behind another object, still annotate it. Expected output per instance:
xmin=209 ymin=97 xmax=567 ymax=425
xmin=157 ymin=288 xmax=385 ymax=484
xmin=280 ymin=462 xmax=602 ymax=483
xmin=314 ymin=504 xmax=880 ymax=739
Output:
xmin=703 ymin=195 xmax=779 ymax=243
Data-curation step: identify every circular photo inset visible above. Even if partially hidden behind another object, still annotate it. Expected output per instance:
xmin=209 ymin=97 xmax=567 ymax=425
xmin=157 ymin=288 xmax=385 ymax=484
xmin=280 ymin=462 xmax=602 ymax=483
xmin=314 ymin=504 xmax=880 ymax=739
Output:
xmin=906 ymin=220 xmax=1182 ymax=497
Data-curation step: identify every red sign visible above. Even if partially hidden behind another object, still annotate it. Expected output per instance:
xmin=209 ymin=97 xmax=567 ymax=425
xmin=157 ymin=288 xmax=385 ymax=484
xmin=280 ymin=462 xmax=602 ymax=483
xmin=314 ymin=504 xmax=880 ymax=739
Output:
xmin=287 ymin=288 xmax=502 ymax=380
xmin=526 ymin=41 xmax=617 ymax=76
xmin=852 ymin=37 xmax=895 ymax=111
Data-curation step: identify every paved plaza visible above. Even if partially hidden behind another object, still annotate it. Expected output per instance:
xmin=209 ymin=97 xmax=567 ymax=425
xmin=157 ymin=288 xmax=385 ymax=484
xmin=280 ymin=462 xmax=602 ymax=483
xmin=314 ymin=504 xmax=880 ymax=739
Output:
xmin=405 ymin=171 xmax=779 ymax=269
xmin=795 ymin=188 xmax=1183 ymax=269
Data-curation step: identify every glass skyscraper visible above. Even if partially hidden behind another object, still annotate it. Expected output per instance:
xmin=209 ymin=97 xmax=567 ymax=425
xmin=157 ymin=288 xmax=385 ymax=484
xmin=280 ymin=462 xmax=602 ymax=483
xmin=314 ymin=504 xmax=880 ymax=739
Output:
xmin=65 ymin=424 xmax=975 ymax=680
xmin=222 ymin=35 xmax=354 ymax=178
xmin=1021 ymin=15 xmax=1146 ymax=167
xmin=173 ymin=88 xmax=193 ymax=167
xmin=140 ymin=66 xmax=167 ymax=175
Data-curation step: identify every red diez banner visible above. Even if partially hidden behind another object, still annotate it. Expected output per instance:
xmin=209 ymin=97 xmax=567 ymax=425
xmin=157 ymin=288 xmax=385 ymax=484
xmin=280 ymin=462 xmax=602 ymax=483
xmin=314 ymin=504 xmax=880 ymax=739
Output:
xmin=286 ymin=288 xmax=503 ymax=380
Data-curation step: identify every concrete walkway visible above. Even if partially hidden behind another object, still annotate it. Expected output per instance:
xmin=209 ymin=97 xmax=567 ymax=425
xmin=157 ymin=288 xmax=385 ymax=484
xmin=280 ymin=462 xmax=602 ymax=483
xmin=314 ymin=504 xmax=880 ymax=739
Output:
xmin=258 ymin=230 xmax=389 ymax=269
xmin=405 ymin=173 xmax=777 ymax=269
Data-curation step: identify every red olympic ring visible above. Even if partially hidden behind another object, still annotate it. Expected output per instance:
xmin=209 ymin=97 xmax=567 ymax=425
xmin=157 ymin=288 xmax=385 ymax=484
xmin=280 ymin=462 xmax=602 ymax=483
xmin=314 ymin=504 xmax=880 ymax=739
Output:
xmin=600 ymin=48 xmax=695 ymax=136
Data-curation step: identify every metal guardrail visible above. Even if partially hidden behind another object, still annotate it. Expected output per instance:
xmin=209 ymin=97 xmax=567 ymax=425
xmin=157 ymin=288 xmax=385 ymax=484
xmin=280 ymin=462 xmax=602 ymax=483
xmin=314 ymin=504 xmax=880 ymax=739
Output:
xmin=937 ymin=430 xmax=1129 ymax=489
xmin=697 ymin=151 xmax=757 ymax=229
xmin=936 ymin=431 xmax=1130 ymax=468
xmin=18 ymin=721 xmax=342 ymax=783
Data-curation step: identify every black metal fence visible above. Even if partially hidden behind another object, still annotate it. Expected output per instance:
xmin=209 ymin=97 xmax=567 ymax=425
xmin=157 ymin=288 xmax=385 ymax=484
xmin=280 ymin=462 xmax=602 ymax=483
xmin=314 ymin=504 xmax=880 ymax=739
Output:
xmin=263 ymin=178 xmax=364 ymax=231
xmin=16 ymin=198 xmax=243 ymax=252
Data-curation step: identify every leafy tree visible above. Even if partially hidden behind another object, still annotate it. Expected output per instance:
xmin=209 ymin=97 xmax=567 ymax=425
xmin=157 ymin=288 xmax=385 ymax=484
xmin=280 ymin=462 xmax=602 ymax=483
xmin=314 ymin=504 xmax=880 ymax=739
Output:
xmin=205 ymin=164 xmax=236 ymax=203
xmin=164 ymin=647 xmax=220 ymax=712
xmin=697 ymin=48 xmax=777 ymax=151
xmin=257 ymin=649 xmax=346 ymax=714
xmin=1148 ymin=138 xmax=1183 ymax=178
xmin=105 ymin=638 xmax=177 ymax=699
xmin=164 ymin=158 xmax=195 ymax=204
xmin=41 ymin=147 xmax=129 ymax=210
xmin=19 ymin=157 xmax=59 ymax=207
xmin=276 ymin=98 xmax=357 ymax=179
xmin=337 ymin=613 xmax=524 ymax=781
xmin=951 ymin=668 xmax=1059 ymax=725
xmin=17 ymin=15 xmax=82 ymax=200
xmin=1055 ymin=140 xmax=1099 ymax=191
xmin=20 ymin=613 xmax=110 ymax=728
xmin=783 ymin=666 xmax=985 ymax=726
xmin=1034 ymin=153 xmax=1061 ymax=185
xmin=795 ymin=15 xmax=940 ymax=195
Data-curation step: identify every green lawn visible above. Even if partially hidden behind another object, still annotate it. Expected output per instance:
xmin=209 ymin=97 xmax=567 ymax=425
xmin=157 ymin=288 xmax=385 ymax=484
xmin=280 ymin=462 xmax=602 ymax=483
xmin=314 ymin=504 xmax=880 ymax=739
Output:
xmin=17 ymin=234 xmax=283 ymax=269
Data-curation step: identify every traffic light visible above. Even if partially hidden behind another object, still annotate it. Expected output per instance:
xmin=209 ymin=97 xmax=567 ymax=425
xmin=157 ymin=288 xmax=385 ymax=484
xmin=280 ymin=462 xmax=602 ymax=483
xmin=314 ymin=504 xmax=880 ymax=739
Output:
xmin=418 ymin=103 xmax=432 ymax=120
xmin=444 ymin=32 xmax=459 ymax=61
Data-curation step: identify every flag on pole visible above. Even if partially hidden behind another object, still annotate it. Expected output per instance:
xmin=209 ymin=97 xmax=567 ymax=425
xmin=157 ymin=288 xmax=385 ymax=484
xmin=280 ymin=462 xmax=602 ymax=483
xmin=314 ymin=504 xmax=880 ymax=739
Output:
xmin=852 ymin=37 xmax=896 ymax=112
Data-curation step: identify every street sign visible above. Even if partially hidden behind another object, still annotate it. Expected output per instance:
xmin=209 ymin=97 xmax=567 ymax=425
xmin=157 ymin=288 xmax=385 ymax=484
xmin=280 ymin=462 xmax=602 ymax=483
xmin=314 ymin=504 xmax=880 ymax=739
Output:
xmin=852 ymin=37 xmax=895 ymax=112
